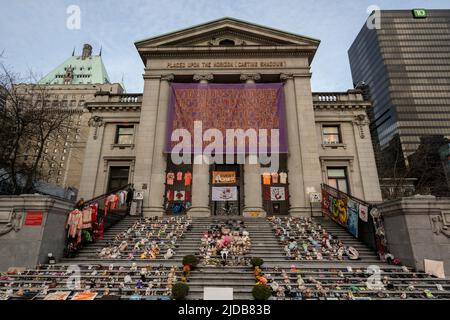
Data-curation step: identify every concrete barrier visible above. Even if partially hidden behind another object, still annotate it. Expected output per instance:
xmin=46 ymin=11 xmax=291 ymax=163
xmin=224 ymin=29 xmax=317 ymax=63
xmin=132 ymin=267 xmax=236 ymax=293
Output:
xmin=379 ymin=195 xmax=450 ymax=276
xmin=0 ymin=194 xmax=73 ymax=271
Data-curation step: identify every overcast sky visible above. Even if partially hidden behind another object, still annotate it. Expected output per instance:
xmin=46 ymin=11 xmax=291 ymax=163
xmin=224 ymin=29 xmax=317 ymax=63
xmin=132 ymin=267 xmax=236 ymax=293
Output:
xmin=1 ymin=0 xmax=449 ymax=92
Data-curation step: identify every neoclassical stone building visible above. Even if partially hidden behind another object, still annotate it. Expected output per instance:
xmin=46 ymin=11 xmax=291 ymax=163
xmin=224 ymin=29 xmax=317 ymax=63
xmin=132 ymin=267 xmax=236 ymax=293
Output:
xmin=78 ymin=18 xmax=382 ymax=217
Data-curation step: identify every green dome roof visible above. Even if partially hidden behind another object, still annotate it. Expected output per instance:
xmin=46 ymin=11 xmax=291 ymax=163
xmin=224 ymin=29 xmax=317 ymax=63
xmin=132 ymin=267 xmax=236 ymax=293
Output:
xmin=39 ymin=48 xmax=111 ymax=85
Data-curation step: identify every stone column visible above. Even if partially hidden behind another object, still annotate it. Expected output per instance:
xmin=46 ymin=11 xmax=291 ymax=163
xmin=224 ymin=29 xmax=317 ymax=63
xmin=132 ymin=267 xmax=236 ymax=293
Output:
xmin=78 ymin=116 xmax=105 ymax=200
xmin=146 ymin=74 xmax=174 ymax=216
xmin=281 ymin=73 xmax=307 ymax=216
xmin=240 ymin=74 xmax=266 ymax=217
xmin=187 ymin=74 xmax=213 ymax=217
xmin=133 ymin=76 xmax=161 ymax=216
xmin=352 ymin=114 xmax=382 ymax=202
xmin=292 ymin=73 xmax=323 ymax=216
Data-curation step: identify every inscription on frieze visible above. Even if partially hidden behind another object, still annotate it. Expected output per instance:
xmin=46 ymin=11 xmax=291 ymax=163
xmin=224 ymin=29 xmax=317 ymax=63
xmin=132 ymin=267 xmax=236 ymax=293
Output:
xmin=166 ymin=60 xmax=287 ymax=69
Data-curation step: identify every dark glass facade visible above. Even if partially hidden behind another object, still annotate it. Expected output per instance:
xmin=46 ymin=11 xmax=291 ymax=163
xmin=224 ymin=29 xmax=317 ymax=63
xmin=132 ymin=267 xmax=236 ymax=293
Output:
xmin=348 ymin=10 xmax=450 ymax=167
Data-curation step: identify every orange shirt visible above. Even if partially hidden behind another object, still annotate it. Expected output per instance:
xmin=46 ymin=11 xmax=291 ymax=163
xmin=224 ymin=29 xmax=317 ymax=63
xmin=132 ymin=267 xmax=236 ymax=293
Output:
xmin=184 ymin=172 xmax=192 ymax=186
xmin=262 ymin=173 xmax=271 ymax=185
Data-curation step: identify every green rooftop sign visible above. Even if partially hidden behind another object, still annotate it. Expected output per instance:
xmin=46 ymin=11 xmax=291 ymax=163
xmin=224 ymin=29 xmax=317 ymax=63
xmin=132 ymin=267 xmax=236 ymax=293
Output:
xmin=412 ymin=9 xmax=427 ymax=19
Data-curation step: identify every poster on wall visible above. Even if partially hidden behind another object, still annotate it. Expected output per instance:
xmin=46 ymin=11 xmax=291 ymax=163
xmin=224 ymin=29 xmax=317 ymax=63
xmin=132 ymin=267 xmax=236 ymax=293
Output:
xmin=270 ymin=187 xmax=286 ymax=201
xmin=212 ymin=187 xmax=238 ymax=201
xmin=359 ymin=204 xmax=369 ymax=222
xmin=174 ymin=190 xmax=185 ymax=201
xmin=212 ymin=171 xmax=236 ymax=184
xmin=347 ymin=199 xmax=359 ymax=238
xmin=321 ymin=189 xmax=348 ymax=227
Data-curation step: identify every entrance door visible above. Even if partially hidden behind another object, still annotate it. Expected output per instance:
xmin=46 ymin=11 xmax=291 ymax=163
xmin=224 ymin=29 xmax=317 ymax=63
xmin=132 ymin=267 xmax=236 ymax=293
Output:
xmin=107 ymin=166 xmax=130 ymax=192
xmin=211 ymin=164 xmax=242 ymax=216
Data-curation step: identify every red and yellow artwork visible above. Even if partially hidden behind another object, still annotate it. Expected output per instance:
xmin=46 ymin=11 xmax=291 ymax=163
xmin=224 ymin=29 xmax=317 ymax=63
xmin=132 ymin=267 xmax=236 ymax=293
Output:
xmin=165 ymin=83 xmax=287 ymax=154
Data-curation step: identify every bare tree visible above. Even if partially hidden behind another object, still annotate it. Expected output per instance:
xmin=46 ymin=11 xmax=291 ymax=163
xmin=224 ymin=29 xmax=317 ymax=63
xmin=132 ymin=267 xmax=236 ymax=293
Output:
xmin=0 ymin=64 xmax=75 ymax=194
xmin=408 ymin=135 xmax=450 ymax=197
xmin=378 ymin=134 xmax=450 ymax=199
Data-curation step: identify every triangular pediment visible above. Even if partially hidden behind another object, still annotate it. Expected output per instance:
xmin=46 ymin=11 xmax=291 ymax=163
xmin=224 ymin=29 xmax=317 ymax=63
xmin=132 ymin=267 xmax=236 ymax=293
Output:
xmin=135 ymin=17 xmax=320 ymax=49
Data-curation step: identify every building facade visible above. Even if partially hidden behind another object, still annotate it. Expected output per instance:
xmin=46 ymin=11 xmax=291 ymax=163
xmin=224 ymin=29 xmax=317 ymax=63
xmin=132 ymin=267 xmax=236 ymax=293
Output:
xmin=348 ymin=9 xmax=450 ymax=164
xmin=35 ymin=44 xmax=122 ymax=191
xmin=78 ymin=18 xmax=382 ymax=217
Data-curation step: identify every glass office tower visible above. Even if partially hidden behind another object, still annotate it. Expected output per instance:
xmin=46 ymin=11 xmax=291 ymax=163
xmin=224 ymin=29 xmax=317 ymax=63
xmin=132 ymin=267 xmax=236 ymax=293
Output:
xmin=349 ymin=10 xmax=450 ymax=166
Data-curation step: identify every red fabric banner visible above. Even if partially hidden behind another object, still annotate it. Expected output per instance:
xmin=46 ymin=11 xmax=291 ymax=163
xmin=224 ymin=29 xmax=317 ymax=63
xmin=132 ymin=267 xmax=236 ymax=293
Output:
xmin=165 ymin=83 xmax=287 ymax=154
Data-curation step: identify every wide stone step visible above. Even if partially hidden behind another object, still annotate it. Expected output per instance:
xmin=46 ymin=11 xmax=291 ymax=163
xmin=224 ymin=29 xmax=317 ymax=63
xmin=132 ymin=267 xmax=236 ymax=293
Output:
xmin=59 ymin=258 xmax=182 ymax=264
xmin=178 ymin=247 xmax=377 ymax=253
xmin=185 ymin=273 xmax=447 ymax=282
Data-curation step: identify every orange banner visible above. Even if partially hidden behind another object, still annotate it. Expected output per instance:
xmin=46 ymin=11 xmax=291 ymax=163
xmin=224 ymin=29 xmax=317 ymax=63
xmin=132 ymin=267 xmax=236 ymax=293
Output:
xmin=212 ymin=171 xmax=236 ymax=184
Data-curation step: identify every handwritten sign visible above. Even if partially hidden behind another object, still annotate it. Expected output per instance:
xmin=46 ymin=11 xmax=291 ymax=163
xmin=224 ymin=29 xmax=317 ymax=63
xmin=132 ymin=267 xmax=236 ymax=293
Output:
xmin=212 ymin=171 xmax=236 ymax=184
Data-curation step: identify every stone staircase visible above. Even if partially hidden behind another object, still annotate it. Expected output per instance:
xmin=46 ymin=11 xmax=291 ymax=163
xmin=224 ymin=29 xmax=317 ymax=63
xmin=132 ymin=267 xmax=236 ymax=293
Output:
xmin=2 ymin=214 xmax=450 ymax=300
xmin=61 ymin=216 xmax=188 ymax=264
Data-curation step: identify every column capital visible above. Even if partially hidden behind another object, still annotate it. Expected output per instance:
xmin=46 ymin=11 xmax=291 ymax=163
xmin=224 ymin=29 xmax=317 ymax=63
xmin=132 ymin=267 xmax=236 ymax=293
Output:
xmin=87 ymin=116 xmax=104 ymax=140
xmin=280 ymin=73 xmax=294 ymax=81
xmin=240 ymin=73 xmax=261 ymax=82
xmin=353 ymin=114 xmax=370 ymax=139
xmin=193 ymin=74 xmax=214 ymax=82
xmin=161 ymin=73 xmax=175 ymax=82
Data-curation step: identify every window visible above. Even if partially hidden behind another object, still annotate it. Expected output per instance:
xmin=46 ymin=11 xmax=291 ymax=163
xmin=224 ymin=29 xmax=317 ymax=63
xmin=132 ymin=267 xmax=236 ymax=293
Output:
xmin=115 ymin=125 xmax=134 ymax=144
xmin=219 ymin=39 xmax=235 ymax=46
xmin=322 ymin=125 xmax=342 ymax=144
xmin=327 ymin=167 xmax=349 ymax=193
xmin=107 ymin=166 xmax=129 ymax=192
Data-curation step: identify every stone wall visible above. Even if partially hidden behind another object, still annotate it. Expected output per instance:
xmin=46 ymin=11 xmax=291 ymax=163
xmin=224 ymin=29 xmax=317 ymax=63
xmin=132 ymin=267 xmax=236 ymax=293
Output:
xmin=379 ymin=195 xmax=450 ymax=276
xmin=0 ymin=195 xmax=73 ymax=271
